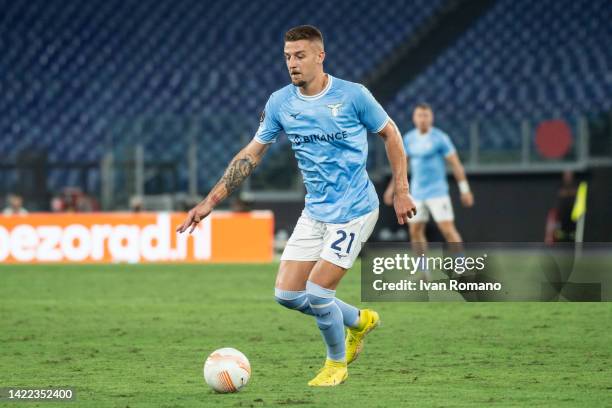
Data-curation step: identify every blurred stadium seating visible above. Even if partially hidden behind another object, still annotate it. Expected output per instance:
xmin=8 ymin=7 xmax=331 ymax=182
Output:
xmin=0 ymin=0 xmax=610 ymax=206
xmin=387 ymin=0 xmax=612 ymax=135
xmin=0 ymin=0 xmax=443 ymax=193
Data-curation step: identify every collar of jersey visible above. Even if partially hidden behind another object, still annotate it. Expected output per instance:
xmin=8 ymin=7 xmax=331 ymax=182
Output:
xmin=295 ymin=74 xmax=333 ymax=101
xmin=417 ymin=129 xmax=431 ymax=137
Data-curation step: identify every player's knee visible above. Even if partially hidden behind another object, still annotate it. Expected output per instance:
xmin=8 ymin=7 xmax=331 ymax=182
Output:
xmin=274 ymin=288 xmax=308 ymax=310
xmin=274 ymin=294 xmax=295 ymax=309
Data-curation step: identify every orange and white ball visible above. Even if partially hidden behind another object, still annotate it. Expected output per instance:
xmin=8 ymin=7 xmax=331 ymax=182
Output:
xmin=203 ymin=347 xmax=251 ymax=393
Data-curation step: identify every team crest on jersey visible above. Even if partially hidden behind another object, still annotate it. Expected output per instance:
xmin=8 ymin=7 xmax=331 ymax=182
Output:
xmin=327 ymin=103 xmax=343 ymax=117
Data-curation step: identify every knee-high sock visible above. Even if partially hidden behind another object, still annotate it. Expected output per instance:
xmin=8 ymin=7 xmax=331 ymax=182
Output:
xmin=274 ymin=288 xmax=314 ymax=315
xmin=274 ymin=288 xmax=359 ymax=328
xmin=305 ymin=281 xmax=346 ymax=361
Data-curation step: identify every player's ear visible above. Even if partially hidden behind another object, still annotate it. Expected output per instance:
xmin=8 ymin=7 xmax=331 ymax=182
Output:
xmin=318 ymin=50 xmax=325 ymax=64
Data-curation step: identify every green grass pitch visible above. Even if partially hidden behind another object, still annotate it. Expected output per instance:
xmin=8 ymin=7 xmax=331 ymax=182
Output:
xmin=1 ymin=263 xmax=611 ymax=407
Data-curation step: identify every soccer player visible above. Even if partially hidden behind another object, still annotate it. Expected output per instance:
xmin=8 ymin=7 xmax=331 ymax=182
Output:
xmin=383 ymin=103 xmax=473 ymax=260
xmin=177 ymin=25 xmax=416 ymax=386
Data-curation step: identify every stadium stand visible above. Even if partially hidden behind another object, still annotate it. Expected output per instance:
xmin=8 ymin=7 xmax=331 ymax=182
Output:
xmin=1 ymin=0 xmax=610 ymax=199
xmin=0 ymin=0 xmax=443 ymax=192
xmin=387 ymin=0 xmax=612 ymax=149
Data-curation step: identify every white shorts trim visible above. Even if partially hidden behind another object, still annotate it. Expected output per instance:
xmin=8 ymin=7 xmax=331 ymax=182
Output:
xmin=280 ymin=208 xmax=379 ymax=269
xmin=409 ymin=195 xmax=454 ymax=223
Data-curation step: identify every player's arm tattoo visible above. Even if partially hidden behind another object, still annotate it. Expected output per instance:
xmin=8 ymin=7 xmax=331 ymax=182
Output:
xmin=208 ymin=192 xmax=223 ymax=207
xmin=202 ymin=142 xmax=268 ymax=209
xmin=221 ymin=153 xmax=258 ymax=195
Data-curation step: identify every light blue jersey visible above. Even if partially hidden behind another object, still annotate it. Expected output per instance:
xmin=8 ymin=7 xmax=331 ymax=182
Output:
xmin=254 ymin=75 xmax=389 ymax=223
xmin=403 ymin=127 xmax=456 ymax=200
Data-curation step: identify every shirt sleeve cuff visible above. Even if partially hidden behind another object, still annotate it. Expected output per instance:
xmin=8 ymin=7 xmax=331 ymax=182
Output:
xmin=371 ymin=116 xmax=391 ymax=134
xmin=254 ymin=135 xmax=275 ymax=145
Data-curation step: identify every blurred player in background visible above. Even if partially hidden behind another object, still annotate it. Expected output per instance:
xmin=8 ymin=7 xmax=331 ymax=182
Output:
xmin=177 ymin=25 xmax=416 ymax=386
xmin=384 ymin=103 xmax=473 ymax=264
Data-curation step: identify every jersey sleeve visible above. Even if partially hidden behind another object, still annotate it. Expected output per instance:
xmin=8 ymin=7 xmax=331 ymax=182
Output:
xmin=439 ymin=132 xmax=456 ymax=157
xmin=354 ymin=85 xmax=390 ymax=133
xmin=254 ymin=94 xmax=282 ymax=144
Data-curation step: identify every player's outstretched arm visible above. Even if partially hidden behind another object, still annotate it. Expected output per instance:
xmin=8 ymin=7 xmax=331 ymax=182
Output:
xmin=383 ymin=156 xmax=409 ymax=206
xmin=378 ymin=119 xmax=417 ymax=224
xmin=176 ymin=140 xmax=270 ymax=234
xmin=446 ymin=153 xmax=474 ymax=207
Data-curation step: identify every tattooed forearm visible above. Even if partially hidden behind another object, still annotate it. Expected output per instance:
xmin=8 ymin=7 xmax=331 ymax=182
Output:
xmin=201 ymin=154 xmax=257 ymax=208
xmin=221 ymin=154 xmax=258 ymax=195
xmin=208 ymin=192 xmax=223 ymax=206
xmin=196 ymin=141 xmax=269 ymax=211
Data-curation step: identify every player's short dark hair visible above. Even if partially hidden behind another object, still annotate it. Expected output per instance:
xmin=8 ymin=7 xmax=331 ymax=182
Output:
xmin=284 ymin=25 xmax=324 ymax=46
xmin=414 ymin=102 xmax=433 ymax=111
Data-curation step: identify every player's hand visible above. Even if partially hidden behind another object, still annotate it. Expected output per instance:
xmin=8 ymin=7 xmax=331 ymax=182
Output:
xmin=176 ymin=203 xmax=213 ymax=234
xmin=383 ymin=187 xmax=394 ymax=206
xmin=393 ymin=190 xmax=417 ymax=225
xmin=461 ymin=192 xmax=474 ymax=207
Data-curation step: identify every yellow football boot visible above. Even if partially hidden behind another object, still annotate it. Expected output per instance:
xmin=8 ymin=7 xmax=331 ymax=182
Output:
xmin=307 ymin=359 xmax=348 ymax=387
xmin=345 ymin=309 xmax=380 ymax=365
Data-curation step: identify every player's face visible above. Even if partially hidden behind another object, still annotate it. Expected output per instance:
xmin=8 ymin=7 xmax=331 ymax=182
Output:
xmin=284 ymin=40 xmax=324 ymax=87
xmin=413 ymin=108 xmax=434 ymax=132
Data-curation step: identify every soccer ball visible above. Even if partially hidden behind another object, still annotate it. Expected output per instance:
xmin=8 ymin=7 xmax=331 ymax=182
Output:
xmin=203 ymin=347 xmax=251 ymax=393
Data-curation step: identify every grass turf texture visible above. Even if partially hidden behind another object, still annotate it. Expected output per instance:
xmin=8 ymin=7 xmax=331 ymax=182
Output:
xmin=1 ymin=263 xmax=610 ymax=407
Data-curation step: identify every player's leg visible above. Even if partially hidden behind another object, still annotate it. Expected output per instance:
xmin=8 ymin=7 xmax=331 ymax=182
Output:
xmin=436 ymin=220 xmax=462 ymax=243
xmin=275 ymin=262 xmax=371 ymax=326
xmin=408 ymin=199 xmax=429 ymax=254
xmin=429 ymin=196 xmax=480 ymax=300
xmin=305 ymin=259 xmax=350 ymax=386
xmin=429 ymin=195 xmax=463 ymax=244
xmin=430 ymin=196 xmax=467 ymax=276
xmin=436 ymin=220 xmax=466 ymax=276
xmin=274 ymin=211 xmax=323 ymax=313
xmin=307 ymin=260 xmax=349 ymax=356
xmin=306 ymin=209 xmax=380 ymax=386
xmin=273 ymin=213 xmax=361 ymax=325
xmin=274 ymin=260 xmax=316 ymax=315
xmin=408 ymin=200 xmax=430 ymax=277
xmin=409 ymin=222 xmax=428 ymax=251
